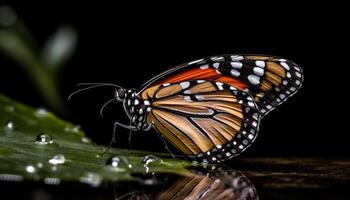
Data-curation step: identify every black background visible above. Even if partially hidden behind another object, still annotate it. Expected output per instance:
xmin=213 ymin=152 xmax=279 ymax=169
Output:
xmin=1 ymin=1 xmax=348 ymax=158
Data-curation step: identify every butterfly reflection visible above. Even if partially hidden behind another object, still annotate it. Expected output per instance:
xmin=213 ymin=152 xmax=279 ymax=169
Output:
xmin=114 ymin=169 xmax=258 ymax=200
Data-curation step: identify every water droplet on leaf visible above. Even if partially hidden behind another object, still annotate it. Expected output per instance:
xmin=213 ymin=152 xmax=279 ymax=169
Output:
xmin=143 ymin=155 xmax=162 ymax=166
xmin=34 ymin=134 xmax=53 ymax=145
xmin=79 ymin=172 xmax=101 ymax=187
xmin=143 ymin=155 xmax=162 ymax=174
xmin=48 ymin=155 xmax=65 ymax=165
xmin=4 ymin=121 xmax=14 ymax=131
xmin=35 ymin=108 xmax=49 ymax=117
xmin=25 ymin=165 xmax=36 ymax=173
xmin=106 ymin=155 xmax=131 ymax=171
xmin=81 ymin=137 xmax=91 ymax=143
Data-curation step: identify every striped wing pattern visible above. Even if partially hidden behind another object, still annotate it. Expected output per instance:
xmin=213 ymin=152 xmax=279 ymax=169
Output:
xmin=137 ymin=54 xmax=303 ymax=163
xmin=143 ymin=80 xmax=260 ymax=163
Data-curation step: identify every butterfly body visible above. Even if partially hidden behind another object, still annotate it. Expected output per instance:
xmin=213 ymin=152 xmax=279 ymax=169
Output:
xmin=120 ymin=89 xmax=152 ymax=131
xmin=75 ymin=54 xmax=303 ymax=163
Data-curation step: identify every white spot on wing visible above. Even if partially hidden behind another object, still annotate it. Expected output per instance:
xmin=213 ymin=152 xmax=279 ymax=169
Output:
xmin=184 ymin=96 xmax=192 ymax=101
xmin=248 ymin=134 xmax=254 ymax=139
xmin=253 ymin=67 xmax=264 ymax=76
xmin=200 ymin=64 xmax=209 ymax=69
xmin=248 ymin=101 xmax=255 ymax=107
xmin=230 ymin=86 xmax=237 ymax=90
xmin=230 ymin=69 xmax=240 ymax=77
xmin=280 ymin=62 xmax=290 ymax=70
xmin=255 ymin=60 xmax=265 ymax=68
xmin=247 ymin=75 xmax=261 ymax=85
xmin=183 ymin=90 xmax=191 ymax=94
xmin=195 ymin=95 xmax=205 ymax=100
xmin=231 ymin=55 xmax=244 ymax=61
xmin=252 ymin=121 xmax=257 ymax=127
xmin=215 ymin=82 xmax=224 ymax=90
xmin=295 ymin=72 xmax=302 ymax=78
xmin=230 ymin=62 xmax=243 ymax=69
xmin=180 ymin=82 xmax=190 ymax=89
xmin=213 ymin=63 xmax=220 ymax=68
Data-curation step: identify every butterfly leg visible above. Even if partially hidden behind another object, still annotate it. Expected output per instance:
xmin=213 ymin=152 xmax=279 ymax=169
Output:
xmin=98 ymin=121 xmax=138 ymax=157
xmin=159 ymin=135 xmax=176 ymax=159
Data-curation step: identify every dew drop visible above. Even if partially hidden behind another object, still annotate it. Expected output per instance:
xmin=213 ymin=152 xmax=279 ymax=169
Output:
xmin=143 ymin=155 xmax=162 ymax=174
xmin=143 ymin=155 xmax=162 ymax=166
xmin=4 ymin=121 xmax=14 ymax=131
xmin=34 ymin=134 xmax=53 ymax=145
xmin=106 ymin=155 xmax=131 ymax=171
xmin=81 ymin=137 xmax=91 ymax=143
xmin=48 ymin=155 xmax=65 ymax=165
xmin=35 ymin=108 xmax=49 ymax=117
xmin=25 ymin=165 xmax=36 ymax=173
xmin=79 ymin=172 xmax=102 ymax=187
xmin=37 ymin=162 xmax=43 ymax=168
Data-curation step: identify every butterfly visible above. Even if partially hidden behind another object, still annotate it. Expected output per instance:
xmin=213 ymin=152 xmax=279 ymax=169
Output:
xmin=70 ymin=54 xmax=303 ymax=163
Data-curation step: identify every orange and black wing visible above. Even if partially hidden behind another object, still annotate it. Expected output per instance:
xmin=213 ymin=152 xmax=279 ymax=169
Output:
xmin=138 ymin=54 xmax=303 ymax=117
xmin=142 ymin=80 xmax=260 ymax=163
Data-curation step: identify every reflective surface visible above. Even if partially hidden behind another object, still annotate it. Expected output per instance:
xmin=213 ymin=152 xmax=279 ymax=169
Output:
xmin=1 ymin=157 xmax=350 ymax=200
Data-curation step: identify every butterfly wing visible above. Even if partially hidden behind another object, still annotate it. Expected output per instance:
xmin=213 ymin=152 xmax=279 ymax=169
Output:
xmin=143 ymin=80 xmax=260 ymax=163
xmin=138 ymin=54 xmax=303 ymax=117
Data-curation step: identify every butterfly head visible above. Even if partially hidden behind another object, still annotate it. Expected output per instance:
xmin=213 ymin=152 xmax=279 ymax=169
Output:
xmin=114 ymin=88 xmax=127 ymax=102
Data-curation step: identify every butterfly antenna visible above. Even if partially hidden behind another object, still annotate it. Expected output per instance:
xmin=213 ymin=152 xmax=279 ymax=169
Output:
xmin=76 ymin=82 xmax=123 ymax=88
xmin=99 ymin=98 xmax=117 ymax=118
xmin=68 ymin=83 xmax=123 ymax=101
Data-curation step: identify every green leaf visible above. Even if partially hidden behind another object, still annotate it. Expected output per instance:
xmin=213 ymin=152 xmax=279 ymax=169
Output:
xmin=41 ymin=25 xmax=77 ymax=70
xmin=0 ymin=94 xmax=192 ymax=186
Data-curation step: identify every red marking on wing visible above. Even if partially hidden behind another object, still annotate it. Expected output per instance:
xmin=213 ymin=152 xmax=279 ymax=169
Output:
xmin=154 ymin=68 xmax=247 ymax=90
